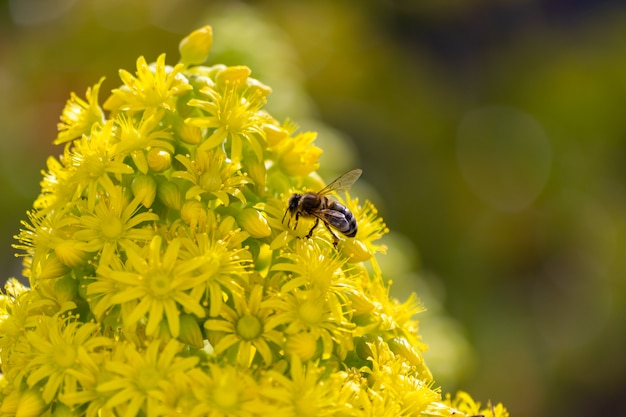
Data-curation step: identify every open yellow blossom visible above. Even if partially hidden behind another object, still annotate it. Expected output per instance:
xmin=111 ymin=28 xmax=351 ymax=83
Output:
xmin=203 ymin=284 xmax=285 ymax=366
xmin=55 ymin=77 xmax=105 ymax=145
xmin=185 ymin=65 xmax=271 ymax=163
xmin=89 ymin=236 xmax=207 ymax=338
xmin=24 ymin=315 xmax=111 ymax=403
xmin=104 ymin=53 xmax=192 ymax=112
xmin=97 ymin=339 xmax=199 ymax=417
xmin=73 ymin=186 xmax=158 ymax=265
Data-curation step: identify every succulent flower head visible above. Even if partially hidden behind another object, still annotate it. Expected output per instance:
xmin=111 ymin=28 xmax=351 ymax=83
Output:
xmin=0 ymin=26 xmax=508 ymax=417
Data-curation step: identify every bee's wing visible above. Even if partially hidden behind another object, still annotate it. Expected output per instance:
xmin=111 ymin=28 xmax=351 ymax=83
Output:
xmin=318 ymin=169 xmax=362 ymax=195
xmin=317 ymin=209 xmax=350 ymax=231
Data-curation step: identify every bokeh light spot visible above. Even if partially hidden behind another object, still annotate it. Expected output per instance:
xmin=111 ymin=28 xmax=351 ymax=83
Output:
xmin=456 ymin=106 xmax=551 ymax=212
xmin=9 ymin=0 xmax=78 ymax=26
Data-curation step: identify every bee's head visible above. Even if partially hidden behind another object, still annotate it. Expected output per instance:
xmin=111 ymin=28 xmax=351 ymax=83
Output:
xmin=287 ymin=193 xmax=301 ymax=213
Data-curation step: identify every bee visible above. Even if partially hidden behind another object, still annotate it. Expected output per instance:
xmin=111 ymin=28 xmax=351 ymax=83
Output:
xmin=283 ymin=169 xmax=362 ymax=247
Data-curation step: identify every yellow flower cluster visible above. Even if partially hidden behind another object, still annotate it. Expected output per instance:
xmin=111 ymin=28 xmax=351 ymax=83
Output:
xmin=0 ymin=27 xmax=508 ymax=417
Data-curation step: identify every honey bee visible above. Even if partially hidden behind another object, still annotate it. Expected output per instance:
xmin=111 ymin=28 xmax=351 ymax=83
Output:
xmin=283 ymin=169 xmax=362 ymax=247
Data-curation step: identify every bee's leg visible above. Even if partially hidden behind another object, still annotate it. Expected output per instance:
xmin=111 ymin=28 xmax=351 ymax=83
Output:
xmin=305 ymin=218 xmax=319 ymax=239
xmin=294 ymin=212 xmax=300 ymax=229
xmin=323 ymin=222 xmax=340 ymax=248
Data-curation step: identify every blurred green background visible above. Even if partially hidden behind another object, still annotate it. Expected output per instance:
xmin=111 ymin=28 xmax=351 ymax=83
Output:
xmin=2 ymin=1 xmax=626 ymax=416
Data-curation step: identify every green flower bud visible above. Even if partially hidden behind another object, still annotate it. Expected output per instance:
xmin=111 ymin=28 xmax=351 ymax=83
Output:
xmin=237 ymin=208 xmax=271 ymax=238
xmin=355 ymin=334 xmax=384 ymax=361
xmin=388 ymin=337 xmax=423 ymax=367
xmin=177 ymin=123 xmax=202 ymax=145
xmin=131 ymin=174 xmax=157 ymax=208
xmin=157 ymin=181 xmax=181 ymax=210
xmin=50 ymin=402 xmax=74 ymax=417
xmin=179 ymin=25 xmax=213 ymax=66
xmin=388 ymin=337 xmax=433 ymax=381
xmin=54 ymin=274 xmax=78 ymax=303
xmin=178 ymin=314 xmax=204 ymax=348
xmin=246 ymin=160 xmax=267 ymax=196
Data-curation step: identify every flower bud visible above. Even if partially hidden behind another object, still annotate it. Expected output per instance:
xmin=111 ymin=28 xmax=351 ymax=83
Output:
xmin=131 ymin=174 xmax=157 ymax=208
xmin=54 ymin=240 xmax=86 ymax=267
xmin=37 ymin=255 xmax=69 ymax=280
xmin=388 ymin=337 xmax=423 ymax=367
xmin=179 ymin=26 xmax=213 ymax=66
xmin=177 ymin=123 xmax=203 ymax=145
xmin=264 ymin=123 xmax=288 ymax=147
xmin=181 ymin=200 xmax=207 ymax=228
xmin=49 ymin=402 xmax=74 ymax=417
xmin=286 ymin=332 xmax=320 ymax=362
xmin=157 ymin=181 xmax=182 ymax=210
xmin=216 ymin=66 xmax=251 ymax=86
xmin=0 ymin=389 xmax=18 ymax=414
xmin=237 ymin=208 xmax=271 ymax=238
xmin=147 ymin=147 xmax=172 ymax=172
xmin=355 ymin=334 xmax=384 ymax=361
xmin=178 ymin=314 xmax=204 ymax=348
xmin=388 ymin=337 xmax=433 ymax=381
xmin=340 ymin=238 xmax=371 ymax=262
xmin=16 ymin=388 xmax=46 ymax=417
xmin=54 ymin=274 xmax=78 ymax=303
xmin=246 ymin=78 xmax=272 ymax=98
xmin=345 ymin=289 xmax=375 ymax=316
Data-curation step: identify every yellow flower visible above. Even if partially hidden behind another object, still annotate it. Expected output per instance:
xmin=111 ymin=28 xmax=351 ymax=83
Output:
xmin=24 ymin=315 xmax=111 ymax=403
xmin=66 ymin=122 xmax=135 ymax=210
xmin=55 ymin=78 xmax=105 ymax=145
xmin=73 ymin=186 xmax=158 ymax=265
xmin=185 ymin=66 xmax=272 ymax=163
xmin=89 ymin=236 xmax=207 ymax=338
xmin=203 ymin=284 xmax=285 ymax=366
xmin=97 ymin=339 xmax=198 ymax=417
xmin=263 ymin=355 xmax=346 ymax=417
xmin=262 ymin=288 xmax=353 ymax=360
xmin=104 ymin=54 xmax=192 ymax=112
xmin=177 ymin=225 xmax=252 ymax=317
xmin=437 ymin=391 xmax=510 ymax=417
xmin=187 ymin=363 xmax=267 ymax=417
xmin=271 ymin=130 xmax=323 ymax=177
xmin=114 ymin=110 xmax=174 ymax=174
xmin=171 ymin=148 xmax=251 ymax=205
